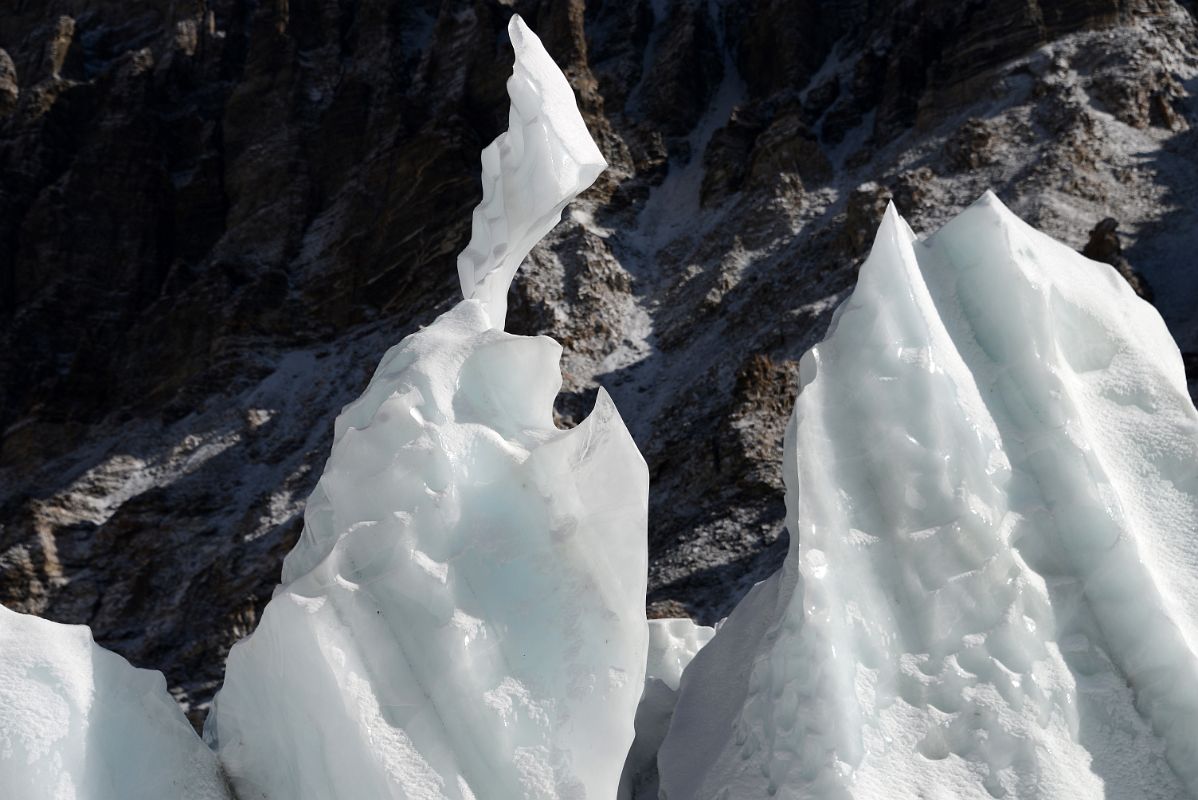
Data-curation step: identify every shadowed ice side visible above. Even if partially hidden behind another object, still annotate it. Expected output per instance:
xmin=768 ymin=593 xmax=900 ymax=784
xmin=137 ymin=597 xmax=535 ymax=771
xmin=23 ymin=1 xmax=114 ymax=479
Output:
xmin=657 ymin=192 xmax=1198 ymax=800
xmin=206 ymin=15 xmax=649 ymax=800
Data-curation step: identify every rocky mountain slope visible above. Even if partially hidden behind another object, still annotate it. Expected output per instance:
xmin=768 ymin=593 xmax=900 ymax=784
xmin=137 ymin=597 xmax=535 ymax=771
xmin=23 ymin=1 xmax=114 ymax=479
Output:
xmin=2 ymin=0 xmax=1196 ymax=724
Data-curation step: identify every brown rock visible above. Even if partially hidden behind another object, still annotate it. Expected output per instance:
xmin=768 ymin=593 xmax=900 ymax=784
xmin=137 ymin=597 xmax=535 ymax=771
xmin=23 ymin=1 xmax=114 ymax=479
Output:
xmin=584 ymin=0 xmax=654 ymax=111
xmin=1090 ymin=67 xmax=1188 ymax=130
xmin=840 ymin=182 xmax=892 ymax=258
xmin=1082 ymin=217 xmax=1154 ymax=301
xmin=0 ymin=49 xmax=17 ymax=115
xmin=747 ymin=110 xmax=832 ymax=190
xmin=944 ymin=117 xmax=996 ymax=171
xmin=647 ymin=598 xmax=692 ymax=619
xmin=700 ymin=106 xmax=763 ymax=205
xmin=734 ymin=0 xmax=842 ymax=101
xmin=639 ymin=0 xmax=724 ymax=136
xmin=1082 ymin=217 xmax=1122 ymax=263
xmin=41 ymin=16 xmax=77 ymax=80
xmin=890 ymin=167 xmax=934 ymax=218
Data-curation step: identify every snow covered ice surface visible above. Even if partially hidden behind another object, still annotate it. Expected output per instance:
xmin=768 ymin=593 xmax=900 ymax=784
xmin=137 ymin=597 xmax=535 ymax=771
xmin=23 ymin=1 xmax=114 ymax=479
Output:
xmin=206 ymin=15 xmax=649 ymax=800
xmin=0 ymin=605 xmax=231 ymax=800
xmin=658 ymin=193 xmax=1198 ymax=800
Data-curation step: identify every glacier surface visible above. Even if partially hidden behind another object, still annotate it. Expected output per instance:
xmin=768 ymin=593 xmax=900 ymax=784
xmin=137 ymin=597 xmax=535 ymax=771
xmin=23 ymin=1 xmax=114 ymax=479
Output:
xmin=0 ymin=605 xmax=231 ymax=800
xmin=658 ymin=194 xmax=1198 ymax=800
xmin=206 ymin=15 xmax=648 ymax=800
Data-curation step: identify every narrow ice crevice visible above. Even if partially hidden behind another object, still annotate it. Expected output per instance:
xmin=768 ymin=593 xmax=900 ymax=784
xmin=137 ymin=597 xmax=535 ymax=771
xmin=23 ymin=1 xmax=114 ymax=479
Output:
xmin=618 ymin=618 xmax=715 ymax=800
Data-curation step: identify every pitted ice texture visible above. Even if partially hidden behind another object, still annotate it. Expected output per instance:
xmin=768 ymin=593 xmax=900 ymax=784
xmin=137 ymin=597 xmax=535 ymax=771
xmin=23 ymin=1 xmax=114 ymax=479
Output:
xmin=209 ymin=300 xmax=647 ymax=800
xmin=658 ymin=193 xmax=1198 ymax=800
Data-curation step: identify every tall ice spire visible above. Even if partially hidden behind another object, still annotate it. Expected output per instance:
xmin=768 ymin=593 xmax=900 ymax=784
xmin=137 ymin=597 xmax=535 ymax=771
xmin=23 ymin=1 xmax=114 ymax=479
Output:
xmin=456 ymin=15 xmax=607 ymax=330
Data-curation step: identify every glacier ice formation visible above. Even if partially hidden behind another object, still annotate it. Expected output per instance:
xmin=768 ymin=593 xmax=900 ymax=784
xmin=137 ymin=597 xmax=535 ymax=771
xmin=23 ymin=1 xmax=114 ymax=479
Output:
xmin=657 ymin=194 xmax=1198 ymax=800
xmin=205 ymin=15 xmax=649 ymax=800
xmin=0 ymin=605 xmax=231 ymax=800
xmin=618 ymin=618 xmax=715 ymax=800
xmin=3 ymin=11 xmax=1198 ymax=800
xmin=456 ymin=14 xmax=607 ymax=331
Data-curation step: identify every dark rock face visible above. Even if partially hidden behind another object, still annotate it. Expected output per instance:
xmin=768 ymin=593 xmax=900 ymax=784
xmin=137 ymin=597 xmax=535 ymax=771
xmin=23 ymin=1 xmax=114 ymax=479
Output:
xmin=1084 ymin=216 xmax=1154 ymax=300
xmin=0 ymin=49 xmax=18 ymax=114
xmin=639 ymin=0 xmax=724 ymax=136
xmin=1 ymin=0 xmax=1196 ymax=724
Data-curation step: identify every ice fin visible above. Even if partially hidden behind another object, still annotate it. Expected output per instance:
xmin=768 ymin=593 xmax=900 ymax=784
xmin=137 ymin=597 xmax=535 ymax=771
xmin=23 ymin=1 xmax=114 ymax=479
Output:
xmin=456 ymin=15 xmax=607 ymax=331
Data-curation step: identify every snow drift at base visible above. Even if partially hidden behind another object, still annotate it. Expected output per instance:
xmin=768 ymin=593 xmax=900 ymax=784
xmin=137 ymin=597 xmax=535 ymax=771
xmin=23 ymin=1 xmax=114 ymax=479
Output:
xmin=657 ymin=194 xmax=1198 ymax=800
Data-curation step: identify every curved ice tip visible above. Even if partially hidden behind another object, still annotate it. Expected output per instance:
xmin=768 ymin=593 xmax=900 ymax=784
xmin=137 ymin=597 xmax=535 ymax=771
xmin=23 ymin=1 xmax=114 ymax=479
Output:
xmin=507 ymin=14 xmax=607 ymax=180
xmin=508 ymin=13 xmax=529 ymax=47
xmin=508 ymin=15 xmax=544 ymax=63
xmin=455 ymin=13 xmax=607 ymax=332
